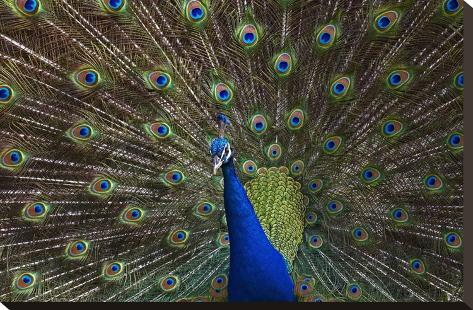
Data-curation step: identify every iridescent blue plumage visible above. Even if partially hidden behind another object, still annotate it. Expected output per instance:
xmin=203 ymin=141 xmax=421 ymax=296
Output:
xmin=210 ymin=137 xmax=230 ymax=157
xmin=220 ymin=159 xmax=296 ymax=302
xmin=210 ymin=117 xmax=296 ymax=302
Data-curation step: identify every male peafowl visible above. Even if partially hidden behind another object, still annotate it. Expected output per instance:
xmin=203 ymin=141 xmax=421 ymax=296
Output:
xmin=0 ymin=0 xmax=464 ymax=302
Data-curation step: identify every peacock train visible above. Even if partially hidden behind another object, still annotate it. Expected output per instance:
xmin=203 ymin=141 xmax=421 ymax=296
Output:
xmin=0 ymin=0 xmax=464 ymax=302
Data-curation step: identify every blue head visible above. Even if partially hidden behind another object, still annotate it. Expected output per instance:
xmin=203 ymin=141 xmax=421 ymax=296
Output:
xmin=210 ymin=113 xmax=233 ymax=174
xmin=210 ymin=137 xmax=232 ymax=175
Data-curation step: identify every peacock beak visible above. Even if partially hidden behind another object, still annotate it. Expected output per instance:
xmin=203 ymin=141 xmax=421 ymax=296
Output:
xmin=213 ymin=155 xmax=223 ymax=175
xmin=211 ymin=141 xmax=232 ymax=175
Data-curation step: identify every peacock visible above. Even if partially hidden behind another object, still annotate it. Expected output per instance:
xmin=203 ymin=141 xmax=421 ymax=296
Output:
xmin=0 ymin=0 xmax=464 ymax=302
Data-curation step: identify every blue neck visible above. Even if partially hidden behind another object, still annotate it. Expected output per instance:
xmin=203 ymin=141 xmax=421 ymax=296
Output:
xmin=222 ymin=160 xmax=296 ymax=302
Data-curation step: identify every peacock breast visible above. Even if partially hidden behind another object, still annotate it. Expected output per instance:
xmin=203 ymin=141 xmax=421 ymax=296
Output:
xmin=244 ymin=166 xmax=308 ymax=271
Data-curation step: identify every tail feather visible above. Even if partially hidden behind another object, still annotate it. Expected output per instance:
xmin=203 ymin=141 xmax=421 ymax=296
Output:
xmin=0 ymin=0 xmax=463 ymax=302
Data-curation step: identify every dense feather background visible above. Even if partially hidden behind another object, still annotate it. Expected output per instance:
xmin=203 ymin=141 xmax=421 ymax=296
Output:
xmin=0 ymin=0 xmax=463 ymax=302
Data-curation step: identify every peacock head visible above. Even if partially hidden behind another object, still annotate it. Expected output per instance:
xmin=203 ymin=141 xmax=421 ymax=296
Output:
xmin=210 ymin=113 xmax=233 ymax=174
xmin=210 ymin=137 xmax=233 ymax=175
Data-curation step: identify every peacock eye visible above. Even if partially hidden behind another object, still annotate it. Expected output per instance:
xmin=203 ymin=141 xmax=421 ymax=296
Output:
xmin=15 ymin=0 xmax=41 ymax=16
xmin=352 ymin=227 xmax=368 ymax=242
xmin=316 ymin=24 xmax=337 ymax=48
xmin=323 ymin=136 xmax=342 ymax=154
xmin=66 ymin=240 xmax=90 ymax=259
xmin=294 ymin=278 xmax=315 ymax=297
xmin=266 ymin=143 xmax=282 ymax=161
xmin=1 ymin=148 xmax=28 ymax=171
xmin=242 ymin=160 xmax=257 ymax=176
xmin=308 ymin=234 xmax=323 ymax=249
xmin=346 ymin=283 xmax=362 ymax=300
xmin=287 ymin=109 xmax=305 ymax=130
xmin=305 ymin=211 xmax=317 ymax=224
xmin=147 ymin=71 xmax=173 ymax=91
xmin=445 ymin=232 xmax=462 ymax=249
xmin=443 ymin=0 xmax=463 ymax=15
xmin=3 ymin=150 xmax=22 ymax=165
xmin=391 ymin=208 xmax=409 ymax=223
xmin=121 ymin=206 xmax=145 ymax=224
xmin=374 ymin=11 xmax=399 ymax=32
xmin=0 ymin=84 xmax=14 ymax=104
xmin=238 ymin=24 xmax=259 ymax=47
xmin=185 ymin=0 xmax=208 ymax=24
xmin=89 ymin=176 xmax=117 ymax=197
xmin=68 ymin=123 xmax=96 ymax=142
xmin=211 ymin=274 xmax=228 ymax=289
xmin=209 ymin=273 xmax=229 ymax=299
xmin=273 ymin=53 xmax=293 ymax=77
xmin=163 ymin=169 xmax=186 ymax=186
xmin=330 ymin=77 xmax=351 ymax=98
xmin=213 ymin=82 xmax=233 ymax=105
xmin=167 ymin=229 xmax=190 ymax=247
xmin=194 ymin=201 xmax=216 ymax=219
xmin=149 ymin=121 xmax=172 ymax=139
xmin=326 ymin=200 xmax=343 ymax=214
xmin=360 ymin=167 xmax=382 ymax=185
xmin=308 ymin=179 xmax=323 ymax=194
xmin=382 ymin=120 xmax=404 ymax=138
xmin=160 ymin=275 xmax=180 ymax=292
xmin=423 ymin=174 xmax=444 ymax=192
xmin=14 ymin=272 xmax=37 ymax=291
xmin=23 ymin=202 xmax=50 ymax=221
xmin=75 ymin=69 xmax=100 ymax=88
xmin=217 ymin=232 xmax=230 ymax=247
xmin=410 ymin=258 xmax=426 ymax=274
xmin=290 ymin=160 xmax=305 ymax=176
xmin=249 ymin=114 xmax=268 ymax=135
xmin=101 ymin=0 xmax=126 ymax=12
xmin=103 ymin=261 xmax=125 ymax=279
xmin=387 ymin=70 xmax=411 ymax=89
